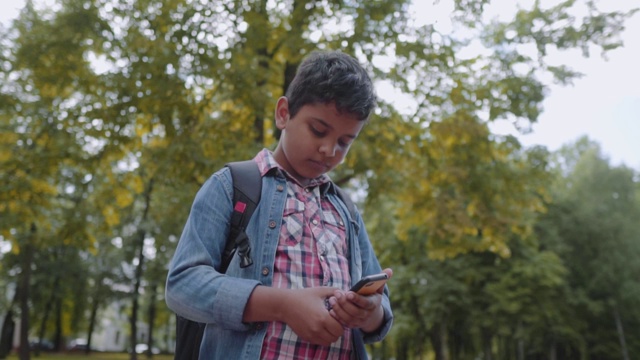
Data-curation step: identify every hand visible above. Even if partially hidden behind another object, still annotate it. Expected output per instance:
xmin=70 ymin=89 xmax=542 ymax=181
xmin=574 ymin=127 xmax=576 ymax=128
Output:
xmin=328 ymin=268 xmax=392 ymax=333
xmin=282 ymin=287 xmax=345 ymax=346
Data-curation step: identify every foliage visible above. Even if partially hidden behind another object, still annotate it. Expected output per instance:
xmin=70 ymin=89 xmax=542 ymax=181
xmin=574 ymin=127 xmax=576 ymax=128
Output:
xmin=537 ymin=138 xmax=640 ymax=358
xmin=0 ymin=0 xmax=638 ymax=359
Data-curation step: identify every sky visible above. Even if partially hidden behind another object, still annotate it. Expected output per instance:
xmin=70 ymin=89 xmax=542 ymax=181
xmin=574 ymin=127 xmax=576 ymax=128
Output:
xmin=1 ymin=0 xmax=638 ymax=169
xmin=404 ymin=0 xmax=640 ymax=170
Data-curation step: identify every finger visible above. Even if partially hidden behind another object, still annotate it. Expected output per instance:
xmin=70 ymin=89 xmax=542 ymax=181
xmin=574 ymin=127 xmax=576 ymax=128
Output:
xmin=311 ymin=287 xmax=340 ymax=310
xmin=335 ymin=291 xmax=364 ymax=313
xmin=329 ymin=307 xmax=353 ymax=329
xmin=328 ymin=295 xmax=359 ymax=325
xmin=328 ymin=297 xmax=353 ymax=320
xmin=330 ymin=297 xmax=369 ymax=328
xmin=346 ymin=291 xmax=380 ymax=310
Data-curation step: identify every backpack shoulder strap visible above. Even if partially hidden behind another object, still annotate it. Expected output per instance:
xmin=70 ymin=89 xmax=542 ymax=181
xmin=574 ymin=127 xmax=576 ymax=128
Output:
xmin=227 ymin=160 xmax=262 ymax=204
xmin=221 ymin=160 xmax=262 ymax=272
xmin=174 ymin=160 xmax=262 ymax=360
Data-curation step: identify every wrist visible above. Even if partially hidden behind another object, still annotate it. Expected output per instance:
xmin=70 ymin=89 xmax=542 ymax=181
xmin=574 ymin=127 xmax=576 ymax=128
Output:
xmin=360 ymin=304 xmax=384 ymax=333
xmin=244 ymin=286 xmax=292 ymax=323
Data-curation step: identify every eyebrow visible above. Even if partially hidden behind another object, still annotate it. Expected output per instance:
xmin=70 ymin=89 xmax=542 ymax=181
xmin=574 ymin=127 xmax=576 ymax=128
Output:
xmin=313 ymin=118 xmax=358 ymax=139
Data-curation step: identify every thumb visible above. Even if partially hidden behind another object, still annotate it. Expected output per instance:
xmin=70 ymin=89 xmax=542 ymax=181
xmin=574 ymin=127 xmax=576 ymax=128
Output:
xmin=376 ymin=268 xmax=393 ymax=295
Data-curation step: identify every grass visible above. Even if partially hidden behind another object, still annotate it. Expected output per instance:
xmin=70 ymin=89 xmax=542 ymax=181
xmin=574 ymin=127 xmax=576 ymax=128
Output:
xmin=5 ymin=352 xmax=173 ymax=360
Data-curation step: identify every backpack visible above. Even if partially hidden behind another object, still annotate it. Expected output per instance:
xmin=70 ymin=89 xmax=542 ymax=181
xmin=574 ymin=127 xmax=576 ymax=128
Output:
xmin=174 ymin=160 xmax=358 ymax=360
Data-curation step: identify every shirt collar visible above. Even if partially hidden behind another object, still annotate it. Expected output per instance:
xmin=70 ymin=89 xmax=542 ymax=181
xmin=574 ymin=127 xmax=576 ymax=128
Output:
xmin=254 ymin=148 xmax=332 ymax=189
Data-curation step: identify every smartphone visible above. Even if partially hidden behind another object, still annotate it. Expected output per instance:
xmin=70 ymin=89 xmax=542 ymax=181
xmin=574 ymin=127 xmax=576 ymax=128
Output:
xmin=350 ymin=272 xmax=389 ymax=295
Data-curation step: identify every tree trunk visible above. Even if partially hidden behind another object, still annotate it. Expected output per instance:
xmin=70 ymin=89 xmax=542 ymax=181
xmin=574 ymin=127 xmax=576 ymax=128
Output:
xmin=273 ymin=60 xmax=299 ymax=141
xmin=251 ymin=0 xmax=269 ymax=146
xmin=146 ymin=283 xmax=157 ymax=359
xmin=35 ymin=276 xmax=60 ymax=356
xmin=548 ymin=338 xmax=556 ymax=360
xmin=252 ymin=56 xmax=267 ymax=145
xmin=381 ymin=336 xmax=388 ymax=359
xmin=482 ymin=328 xmax=493 ymax=360
xmin=0 ymin=309 xmax=16 ymax=359
xmin=396 ymin=340 xmax=409 ymax=360
xmin=516 ymin=321 xmax=524 ymax=360
xmin=165 ymin=316 xmax=171 ymax=354
xmin=130 ymin=234 xmax=145 ymax=360
xmin=54 ymin=299 xmax=62 ymax=351
xmin=86 ymin=294 xmax=100 ymax=355
xmin=18 ymin=225 xmax=36 ymax=360
xmin=130 ymin=178 xmax=154 ymax=360
xmin=430 ymin=322 xmax=450 ymax=360
xmin=517 ymin=338 xmax=524 ymax=360
xmin=1 ymin=289 xmax=20 ymax=358
xmin=613 ymin=305 xmax=630 ymax=360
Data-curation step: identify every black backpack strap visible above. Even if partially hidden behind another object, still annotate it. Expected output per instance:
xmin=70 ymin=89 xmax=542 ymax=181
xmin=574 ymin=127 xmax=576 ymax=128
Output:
xmin=221 ymin=160 xmax=262 ymax=271
xmin=174 ymin=161 xmax=262 ymax=360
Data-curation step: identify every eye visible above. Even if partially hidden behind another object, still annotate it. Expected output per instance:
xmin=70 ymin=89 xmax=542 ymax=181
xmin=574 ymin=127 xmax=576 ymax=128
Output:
xmin=338 ymin=139 xmax=352 ymax=147
xmin=310 ymin=126 xmax=326 ymax=137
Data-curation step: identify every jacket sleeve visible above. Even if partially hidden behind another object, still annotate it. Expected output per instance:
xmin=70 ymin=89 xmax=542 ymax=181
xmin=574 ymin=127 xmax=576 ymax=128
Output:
xmin=165 ymin=168 xmax=261 ymax=331
xmin=353 ymin=210 xmax=394 ymax=343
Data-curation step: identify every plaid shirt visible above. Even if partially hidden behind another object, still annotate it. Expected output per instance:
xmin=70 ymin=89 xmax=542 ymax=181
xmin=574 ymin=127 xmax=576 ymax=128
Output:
xmin=255 ymin=149 xmax=353 ymax=360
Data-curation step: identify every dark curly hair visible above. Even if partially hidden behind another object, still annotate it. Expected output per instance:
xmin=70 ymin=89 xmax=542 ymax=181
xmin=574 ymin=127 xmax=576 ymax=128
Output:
xmin=285 ymin=51 xmax=377 ymax=121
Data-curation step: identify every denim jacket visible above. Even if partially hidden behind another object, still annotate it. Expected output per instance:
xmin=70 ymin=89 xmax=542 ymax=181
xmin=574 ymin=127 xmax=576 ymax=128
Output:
xmin=166 ymin=166 xmax=393 ymax=359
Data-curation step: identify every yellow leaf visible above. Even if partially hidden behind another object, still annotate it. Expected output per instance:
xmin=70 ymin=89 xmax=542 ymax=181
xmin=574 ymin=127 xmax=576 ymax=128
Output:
xmin=114 ymin=188 xmax=134 ymax=208
xmin=31 ymin=178 xmax=58 ymax=195
xmin=1 ymin=229 xmax=9 ymax=237
xmin=102 ymin=205 xmax=120 ymax=227
xmin=131 ymin=175 xmax=144 ymax=194
xmin=0 ymin=150 xmax=11 ymax=162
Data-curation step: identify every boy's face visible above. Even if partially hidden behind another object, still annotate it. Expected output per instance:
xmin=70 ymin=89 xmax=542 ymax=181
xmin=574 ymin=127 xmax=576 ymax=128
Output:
xmin=273 ymin=97 xmax=365 ymax=186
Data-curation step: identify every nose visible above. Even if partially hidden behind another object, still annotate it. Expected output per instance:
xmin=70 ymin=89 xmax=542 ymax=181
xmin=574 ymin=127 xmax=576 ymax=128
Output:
xmin=319 ymin=140 xmax=338 ymax=157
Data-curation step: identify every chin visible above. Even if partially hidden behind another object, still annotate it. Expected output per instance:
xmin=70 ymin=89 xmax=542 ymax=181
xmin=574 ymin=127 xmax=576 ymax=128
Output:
xmin=303 ymin=169 xmax=327 ymax=181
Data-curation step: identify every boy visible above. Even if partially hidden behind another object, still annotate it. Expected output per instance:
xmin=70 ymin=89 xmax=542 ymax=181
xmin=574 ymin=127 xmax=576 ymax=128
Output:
xmin=165 ymin=50 xmax=393 ymax=359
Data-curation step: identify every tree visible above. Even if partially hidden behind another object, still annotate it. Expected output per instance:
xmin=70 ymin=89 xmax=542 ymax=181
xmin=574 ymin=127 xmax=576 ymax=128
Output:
xmin=1 ymin=1 xmax=637 ymax=359
xmin=0 ymin=2 xmax=102 ymax=357
xmin=537 ymin=138 xmax=640 ymax=359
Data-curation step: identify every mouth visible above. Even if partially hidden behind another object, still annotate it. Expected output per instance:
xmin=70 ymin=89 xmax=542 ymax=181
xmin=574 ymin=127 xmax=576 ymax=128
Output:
xmin=308 ymin=159 xmax=329 ymax=172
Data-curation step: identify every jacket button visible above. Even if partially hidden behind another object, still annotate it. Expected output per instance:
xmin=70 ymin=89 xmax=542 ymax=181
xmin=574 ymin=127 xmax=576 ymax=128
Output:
xmin=262 ymin=267 xmax=270 ymax=276
xmin=276 ymin=185 xmax=284 ymax=192
xmin=255 ymin=323 xmax=264 ymax=330
xmin=269 ymin=220 xmax=277 ymax=228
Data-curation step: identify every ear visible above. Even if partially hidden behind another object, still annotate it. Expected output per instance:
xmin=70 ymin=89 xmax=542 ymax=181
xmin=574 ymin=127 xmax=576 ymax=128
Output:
xmin=274 ymin=97 xmax=290 ymax=130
